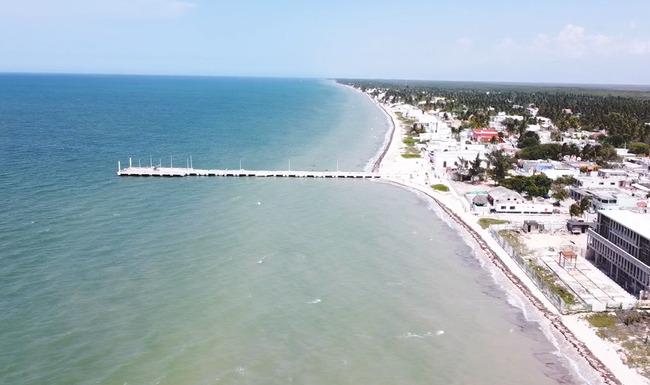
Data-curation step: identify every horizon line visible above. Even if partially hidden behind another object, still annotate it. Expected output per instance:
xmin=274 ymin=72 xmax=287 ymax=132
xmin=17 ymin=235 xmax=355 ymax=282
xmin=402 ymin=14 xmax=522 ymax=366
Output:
xmin=2 ymin=70 xmax=650 ymax=89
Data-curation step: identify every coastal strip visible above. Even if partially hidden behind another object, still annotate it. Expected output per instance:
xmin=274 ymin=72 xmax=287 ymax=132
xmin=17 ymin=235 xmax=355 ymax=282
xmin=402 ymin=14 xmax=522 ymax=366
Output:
xmin=355 ymin=86 xmax=627 ymax=384
xmin=371 ymin=102 xmax=397 ymax=172
xmin=383 ymin=179 xmax=621 ymax=385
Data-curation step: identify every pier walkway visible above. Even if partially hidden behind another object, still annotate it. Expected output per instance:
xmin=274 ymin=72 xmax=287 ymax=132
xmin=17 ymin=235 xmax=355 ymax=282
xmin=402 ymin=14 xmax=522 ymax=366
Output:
xmin=117 ymin=166 xmax=381 ymax=179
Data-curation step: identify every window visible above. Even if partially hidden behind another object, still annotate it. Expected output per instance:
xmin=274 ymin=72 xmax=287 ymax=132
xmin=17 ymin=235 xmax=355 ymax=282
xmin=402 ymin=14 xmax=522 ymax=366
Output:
xmin=510 ymin=206 xmax=515 ymax=210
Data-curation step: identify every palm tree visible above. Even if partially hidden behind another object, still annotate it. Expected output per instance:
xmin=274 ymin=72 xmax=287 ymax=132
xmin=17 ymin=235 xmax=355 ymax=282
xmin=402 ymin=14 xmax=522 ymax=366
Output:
xmin=486 ymin=150 xmax=515 ymax=183
xmin=551 ymin=183 xmax=568 ymax=201
xmin=579 ymin=197 xmax=591 ymax=213
xmin=468 ymin=154 xmax=484 ymax=182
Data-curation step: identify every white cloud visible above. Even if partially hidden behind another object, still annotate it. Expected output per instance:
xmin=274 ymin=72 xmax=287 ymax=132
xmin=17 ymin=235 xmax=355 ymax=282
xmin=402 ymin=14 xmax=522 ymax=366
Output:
xmin=496 ymin=24 xmax=650 ymax=59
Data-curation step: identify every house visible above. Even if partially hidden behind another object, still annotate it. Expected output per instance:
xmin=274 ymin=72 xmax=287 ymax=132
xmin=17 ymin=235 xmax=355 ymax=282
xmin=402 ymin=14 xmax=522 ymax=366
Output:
xmin=489 ymin=186 xmax=525 ymax=205
xmin=520 ymin=160 xmax=554 ymax=175
xmin=566 ymin=219 xmax=593 ymax=234
xmin=490 ymin=113 xmax=524 ymax=129
xmin=569 ymin=187 xmax=647 ymax=211
xmin=522 ymin=220 xmax=543 ymax=232
xmin=488 ymin=186 xmax=554 ymax=214
xmin=574 ymin=174 xmax=626 ymax=189
xmin=472 ymin=129 xmax=500 ymax=143
xmin=540 ymin=167 xmax=580 ymax=180
xmin=426 ymin=141 xmax=488 ymax=176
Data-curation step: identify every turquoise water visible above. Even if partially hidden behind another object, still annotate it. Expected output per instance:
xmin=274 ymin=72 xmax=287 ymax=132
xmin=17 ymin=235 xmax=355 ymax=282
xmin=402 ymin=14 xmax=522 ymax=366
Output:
xmin=1 ymin=75 xmax=580 ymax=385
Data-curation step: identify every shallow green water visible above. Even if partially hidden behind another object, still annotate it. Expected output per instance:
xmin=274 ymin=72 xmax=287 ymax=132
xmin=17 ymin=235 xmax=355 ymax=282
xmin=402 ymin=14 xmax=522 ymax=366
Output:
xmin=0 ymin=75 xmax=581 ymax=384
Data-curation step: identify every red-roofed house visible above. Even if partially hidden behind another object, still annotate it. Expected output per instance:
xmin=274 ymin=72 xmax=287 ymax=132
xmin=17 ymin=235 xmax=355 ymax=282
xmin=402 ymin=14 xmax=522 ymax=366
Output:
xmin=472 ymin=129 xmax=500 ymax=143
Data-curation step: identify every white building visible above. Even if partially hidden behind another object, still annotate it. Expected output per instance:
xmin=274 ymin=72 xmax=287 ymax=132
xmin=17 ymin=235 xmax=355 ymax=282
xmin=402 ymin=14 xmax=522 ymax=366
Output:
xmin=575 ymin=173 xmax=626 ymax=189
xmin=570 ymin=187 xmax=648 ymax=212
xmin=586 ymin=210 xmax=650 ymax=296
xmin=487 ymin=186 xmax=553 ymax=214
xmin=426 ymin=141 xmax=489 ymax=176
xmin=490 ymin=112 xmax=524 ymax=129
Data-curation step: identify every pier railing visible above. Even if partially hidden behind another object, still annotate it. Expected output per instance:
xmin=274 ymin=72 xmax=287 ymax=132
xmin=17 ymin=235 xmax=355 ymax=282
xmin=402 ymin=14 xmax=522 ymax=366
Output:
xmin=117 ymin=166 xmax=381 ymax=179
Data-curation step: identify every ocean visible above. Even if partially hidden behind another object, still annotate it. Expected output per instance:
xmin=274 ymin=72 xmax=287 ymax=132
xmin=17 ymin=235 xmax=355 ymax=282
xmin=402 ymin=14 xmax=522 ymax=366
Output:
xmin=0 ymin=75 xmax=583 ymax=384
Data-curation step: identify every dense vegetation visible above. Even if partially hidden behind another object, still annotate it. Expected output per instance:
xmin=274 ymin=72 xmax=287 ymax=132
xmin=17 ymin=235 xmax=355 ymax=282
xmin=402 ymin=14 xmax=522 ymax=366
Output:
xmin=500 ymin=174 xmax=553 ymax=198
xmin=517 ymin=142 xmax=618 ymax=164
xmin=339 ymin=79 xmax=650 ymax=145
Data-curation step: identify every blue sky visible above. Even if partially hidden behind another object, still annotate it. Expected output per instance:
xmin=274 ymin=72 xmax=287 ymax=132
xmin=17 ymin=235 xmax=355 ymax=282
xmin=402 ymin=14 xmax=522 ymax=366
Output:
xmin=1 ymin=0 xmax=650 ymax=84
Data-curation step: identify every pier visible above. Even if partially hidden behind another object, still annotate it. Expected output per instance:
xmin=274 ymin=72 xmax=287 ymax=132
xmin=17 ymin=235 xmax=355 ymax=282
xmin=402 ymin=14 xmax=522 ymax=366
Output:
xmin=117 ymin=158 xmax=381 ymax=179
xmin=118 ymin=166 xmax=380 ymax=178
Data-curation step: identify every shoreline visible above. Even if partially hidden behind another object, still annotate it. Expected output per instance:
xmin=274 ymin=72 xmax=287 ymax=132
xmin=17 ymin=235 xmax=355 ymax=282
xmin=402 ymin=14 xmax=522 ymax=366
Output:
xmin=382 ymin=178 xmax=620 ymax=385
xmin=349 ymin=83 xmax=645 ymax=385
xmin=370 ymin=102 xmax=396 ymax=172
xmin=334 ymin=82 xmax=395 ymax=173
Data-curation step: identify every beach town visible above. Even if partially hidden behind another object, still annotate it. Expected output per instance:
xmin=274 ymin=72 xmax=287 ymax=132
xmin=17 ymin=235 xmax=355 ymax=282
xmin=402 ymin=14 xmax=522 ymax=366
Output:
xmin=340 ymin=81 xmax=650 ymax=385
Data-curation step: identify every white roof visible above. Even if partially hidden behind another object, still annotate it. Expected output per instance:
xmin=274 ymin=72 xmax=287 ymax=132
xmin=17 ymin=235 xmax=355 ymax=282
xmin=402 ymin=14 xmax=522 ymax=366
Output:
xmin=599 ymin=210 xmax=650 ymax=240
xmin=489 ymin=186 xmax=524 ymax=200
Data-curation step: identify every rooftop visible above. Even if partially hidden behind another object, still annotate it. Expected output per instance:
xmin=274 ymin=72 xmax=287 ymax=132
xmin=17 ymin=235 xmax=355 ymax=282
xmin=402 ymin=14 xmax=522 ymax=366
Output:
xmin=599 ymin=210 xmax=650 ymax=240
xmin=488 ymin=186 xmax=524 ymax=200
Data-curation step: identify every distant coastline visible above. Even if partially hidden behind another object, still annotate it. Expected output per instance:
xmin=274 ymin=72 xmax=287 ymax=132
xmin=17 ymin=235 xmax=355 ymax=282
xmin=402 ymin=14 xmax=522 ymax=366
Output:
xmin=334 ymin=77 xmax=650 ymax=96
xmin=335 ymin=81 xmax=396 ymax=172
xmin=340 ymin=81 xmax=643 ymax=385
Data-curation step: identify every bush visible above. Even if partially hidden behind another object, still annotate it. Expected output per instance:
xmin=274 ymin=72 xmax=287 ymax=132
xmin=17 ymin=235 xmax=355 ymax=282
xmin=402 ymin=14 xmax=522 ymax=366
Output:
xmin=431 ymin=184 xmax=449 ymax=192
xmin=478 ymin=218 xmax=510 ymax=229
xmin=587 ymin=313 xmax=617 ymax=328
xmin=629 ymin=142 xmax=650 ymax=155
xmin=402 ymin=136 xmax=416 ymax=145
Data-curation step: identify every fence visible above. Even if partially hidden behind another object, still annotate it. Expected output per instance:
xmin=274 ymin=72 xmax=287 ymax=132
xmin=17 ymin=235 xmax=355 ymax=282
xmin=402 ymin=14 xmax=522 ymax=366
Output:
xmin=489 ymin=225 xmax=591 ymax=314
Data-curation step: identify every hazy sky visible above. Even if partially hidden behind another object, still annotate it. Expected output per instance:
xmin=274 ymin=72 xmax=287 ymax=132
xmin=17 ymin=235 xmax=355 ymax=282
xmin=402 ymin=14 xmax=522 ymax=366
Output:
xmin=1 ymin=0 xmax=650 ymax=84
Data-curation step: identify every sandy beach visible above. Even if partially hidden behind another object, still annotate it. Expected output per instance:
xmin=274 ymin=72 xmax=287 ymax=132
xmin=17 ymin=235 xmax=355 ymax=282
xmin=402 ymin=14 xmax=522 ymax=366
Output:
xmin=362 ymin=90 xmax=649 ymax=385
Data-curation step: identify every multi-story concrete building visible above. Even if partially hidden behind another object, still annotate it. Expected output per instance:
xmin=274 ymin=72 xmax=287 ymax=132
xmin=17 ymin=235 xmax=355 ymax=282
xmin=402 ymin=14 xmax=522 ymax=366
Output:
xmin=586 ymin=210 xmax=650 ymax=297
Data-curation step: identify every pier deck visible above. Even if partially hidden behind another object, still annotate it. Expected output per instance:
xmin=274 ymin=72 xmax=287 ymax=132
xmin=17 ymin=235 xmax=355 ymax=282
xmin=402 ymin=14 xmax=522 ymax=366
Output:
xmin=117 ymin=167 xmax=381 ymax=179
